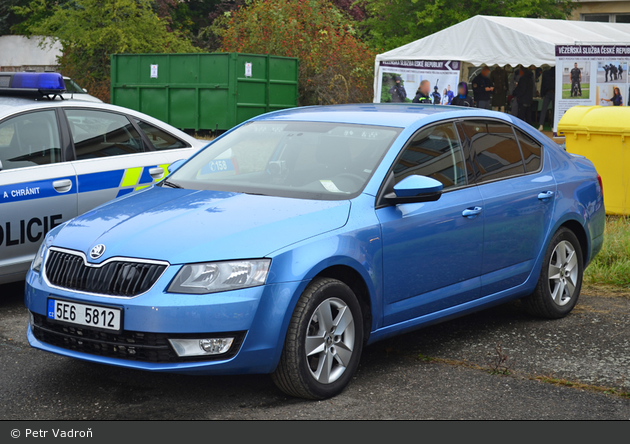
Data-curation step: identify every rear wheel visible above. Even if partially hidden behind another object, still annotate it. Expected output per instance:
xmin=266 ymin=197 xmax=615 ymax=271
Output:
xmin=272 ymin=278 xmax=364 ymax=399
xmin=522 ymin=227 xmax=583 ymax=319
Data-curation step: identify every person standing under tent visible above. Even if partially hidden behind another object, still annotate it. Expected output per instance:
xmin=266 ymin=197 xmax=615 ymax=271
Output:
xmin=513 ymin=65 xmax=534 ymax=124
xmin=490 ymin=66 xmax=508 ymax=112
xmin=570 ymin=63 xmax=582 ymax=97
xmin=538 ymin=67 xmax=555 ymax=131
xmin=450 ymin=82 xmax=474 ymax=107
xmin=472 ymin=66 xmax=494 ymax=109
xmin=509 ymin=67 xmax=520 ymax=116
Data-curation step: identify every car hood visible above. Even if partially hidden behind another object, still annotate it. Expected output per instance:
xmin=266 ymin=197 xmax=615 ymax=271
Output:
xmin=53 ymin=187 xmax=351 ymax=264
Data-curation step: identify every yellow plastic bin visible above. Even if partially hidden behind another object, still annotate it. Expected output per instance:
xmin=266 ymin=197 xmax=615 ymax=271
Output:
xmin=557 ymin=105 xmax=630 ymax=215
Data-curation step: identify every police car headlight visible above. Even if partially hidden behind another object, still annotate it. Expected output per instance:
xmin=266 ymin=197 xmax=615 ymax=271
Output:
xmin=31 ymin=241 xmax=47 ymax=273
xmin=168 ymin=259 xmax=271 ymax=294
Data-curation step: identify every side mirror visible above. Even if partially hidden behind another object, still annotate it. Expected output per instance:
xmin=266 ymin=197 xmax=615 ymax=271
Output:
xmin=385 ymin=175 xmax=443 ymax=204
xmin=167 ymin=159 xmax=186 ymax=174
xmin=82 ymin=88 xmax=88 ymax=93
xmin=0 ymin=159 xmax=3 ymax=171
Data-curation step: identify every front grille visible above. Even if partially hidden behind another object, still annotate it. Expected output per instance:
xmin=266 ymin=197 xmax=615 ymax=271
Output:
xmin=32 ymin=313 xmax=245 ymax=363
xmin=45 ymin=249 xmax=167 ymax=297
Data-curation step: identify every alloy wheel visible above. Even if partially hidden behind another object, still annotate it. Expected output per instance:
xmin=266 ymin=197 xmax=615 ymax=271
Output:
xmin=305 ymin=297 xmax=355 ymax=384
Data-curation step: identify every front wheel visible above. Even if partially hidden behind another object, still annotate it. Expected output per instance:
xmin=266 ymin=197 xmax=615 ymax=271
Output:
xmin=522 ymin=227 xmax=584 ymax=319
xmin=272 ymin=278 xmax=364 ymax=399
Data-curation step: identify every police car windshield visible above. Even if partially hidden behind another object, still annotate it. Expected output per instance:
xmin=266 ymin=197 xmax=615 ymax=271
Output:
xmin=168 ymin=121 xmax=401 ymax=200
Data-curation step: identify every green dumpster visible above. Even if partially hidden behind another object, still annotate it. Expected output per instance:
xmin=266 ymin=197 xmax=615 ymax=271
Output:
xmin=110 ymin=53 xmax=299 ymax=131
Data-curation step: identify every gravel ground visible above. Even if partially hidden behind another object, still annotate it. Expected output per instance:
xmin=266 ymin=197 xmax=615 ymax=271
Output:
xmin=1 ymin=281 xmax=629 ymax=420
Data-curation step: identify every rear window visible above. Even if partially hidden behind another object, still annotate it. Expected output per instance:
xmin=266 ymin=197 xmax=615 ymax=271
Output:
xmin=65 ymin=109 xmax=144 ymax=159
xmin=515 ymin=129 xmax=543 ymax=173
xmin=459 ymin=120 xmax=525 ymax=184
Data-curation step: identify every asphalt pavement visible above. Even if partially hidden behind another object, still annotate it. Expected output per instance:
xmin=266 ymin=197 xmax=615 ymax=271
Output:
xmin=1 ymin=280 xmax=629 ymax=420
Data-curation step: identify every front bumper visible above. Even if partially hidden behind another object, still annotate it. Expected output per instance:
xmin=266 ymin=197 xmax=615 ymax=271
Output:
xmin=25 ymin=268 xmax=306 ymax=375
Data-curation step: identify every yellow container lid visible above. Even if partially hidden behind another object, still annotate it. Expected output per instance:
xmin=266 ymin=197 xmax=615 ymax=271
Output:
xmin=557 ymin=105 xmax=630 ymax=136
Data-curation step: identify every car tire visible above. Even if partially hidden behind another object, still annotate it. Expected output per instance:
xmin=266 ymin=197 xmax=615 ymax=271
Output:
xmin=272 ymin=278 xmax=364 ymax=399
xmin=522 ymin=227 xmax=584 ymax=319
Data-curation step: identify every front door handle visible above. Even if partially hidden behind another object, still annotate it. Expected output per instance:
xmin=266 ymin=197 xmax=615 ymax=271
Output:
xmin=52 ymin=179 xmax=72 ymax=193
xmin=462 ymin=206 xmax=482 ymax=218
xmin=149 ymin=167 xmax=165 ymax=180
xmin=538 ymin=191 xmax=555 ymax=201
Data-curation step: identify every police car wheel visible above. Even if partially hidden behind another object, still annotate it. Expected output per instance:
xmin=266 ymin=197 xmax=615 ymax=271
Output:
xmin=272 ymin=278 xmax=364 ymax=399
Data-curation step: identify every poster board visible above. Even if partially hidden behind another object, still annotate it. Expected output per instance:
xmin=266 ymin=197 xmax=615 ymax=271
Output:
xmin=554 ymin=45 xmax=630 ymax=132
xmin=375 ymin=60 xmax=461 ymax=104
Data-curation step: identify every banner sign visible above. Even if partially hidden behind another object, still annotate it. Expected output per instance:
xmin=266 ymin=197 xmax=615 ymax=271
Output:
xmin=554 ymin=44 xmax=630 ymax=132
xmin=375 ymin=60 xmax=461 ymax=104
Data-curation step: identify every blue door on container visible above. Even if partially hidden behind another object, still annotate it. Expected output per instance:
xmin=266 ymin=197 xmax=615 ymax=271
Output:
xmin=457 ymin=119 xmax=555 ymax=297
xmin=376 ymin=122 xmax=484 ymax=326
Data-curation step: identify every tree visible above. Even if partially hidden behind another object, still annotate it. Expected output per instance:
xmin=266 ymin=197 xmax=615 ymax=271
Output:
xmin=361 ymin=0 xmax=575 ymax=51
xmin=213 ymin=0 xmax=377 ymax=105
xmin=15 ymin=0 xmax=198 ymax=102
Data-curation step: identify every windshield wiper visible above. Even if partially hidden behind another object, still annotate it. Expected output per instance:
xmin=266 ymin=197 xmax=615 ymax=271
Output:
xmin=162 ymin=180 xmax=183 ymax=189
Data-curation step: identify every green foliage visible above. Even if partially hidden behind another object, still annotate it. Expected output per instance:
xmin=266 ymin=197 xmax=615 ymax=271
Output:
xmin=214 ymin=0 xmax=377 ymax=106
xmin=585 ymin=216 xmax=630 ymax=288
xmin=15 ymin=0 xmax=198 ymax=102
xmin=360 ymin=0 xmax=576 ymax=51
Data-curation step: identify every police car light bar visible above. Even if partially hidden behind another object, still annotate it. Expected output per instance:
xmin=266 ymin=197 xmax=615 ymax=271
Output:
xmin=0 ymin=72 xmax=66 ymax=98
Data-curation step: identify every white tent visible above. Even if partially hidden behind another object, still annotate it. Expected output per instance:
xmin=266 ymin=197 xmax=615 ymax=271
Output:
xmin=374 ymin=15 xmax=630 ymax=98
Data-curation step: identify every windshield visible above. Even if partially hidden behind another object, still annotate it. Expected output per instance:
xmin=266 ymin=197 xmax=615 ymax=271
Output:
xmin=64 ymin=78 xmax=86 ymax=94
xmin=167 ymin=121 xmax=402 ymax=200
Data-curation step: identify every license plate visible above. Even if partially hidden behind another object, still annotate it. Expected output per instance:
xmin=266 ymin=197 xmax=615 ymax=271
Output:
xmin=47 ymin=299 xmax=121 ymax=331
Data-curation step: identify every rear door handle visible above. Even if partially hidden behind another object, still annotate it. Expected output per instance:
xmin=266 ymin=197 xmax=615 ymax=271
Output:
xmin=538 ymin=191 xmax=554 ymax=201
xmin=462 ymin=206 xmax=482 ymax=218
xmin=52 ymin=179 xmax=72 ymax=193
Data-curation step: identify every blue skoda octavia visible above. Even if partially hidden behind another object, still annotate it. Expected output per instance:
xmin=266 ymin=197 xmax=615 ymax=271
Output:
xmin=25 ymin=104 xmax=605 ymax=399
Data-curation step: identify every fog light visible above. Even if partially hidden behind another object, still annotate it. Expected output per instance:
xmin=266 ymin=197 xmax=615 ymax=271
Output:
xmin=168 ymin=337 xmax=234 ymax=357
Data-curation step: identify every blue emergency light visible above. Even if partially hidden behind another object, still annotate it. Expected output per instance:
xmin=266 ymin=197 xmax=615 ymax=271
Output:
xmin=0 ymin=72 xmax=66 ymax=98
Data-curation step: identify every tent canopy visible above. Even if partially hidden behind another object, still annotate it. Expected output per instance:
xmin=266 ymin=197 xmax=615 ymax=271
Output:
xmin=375 ymin=15 xmax=630 ymax=68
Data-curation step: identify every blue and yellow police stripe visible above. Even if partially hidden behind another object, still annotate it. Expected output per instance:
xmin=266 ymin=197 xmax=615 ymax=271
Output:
xmin=77 ymin=164 xmax=170 ymax=198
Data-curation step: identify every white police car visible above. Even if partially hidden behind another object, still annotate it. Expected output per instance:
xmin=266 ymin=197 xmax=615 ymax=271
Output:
xmin=0 ymin=72 xmax=206 ymax=285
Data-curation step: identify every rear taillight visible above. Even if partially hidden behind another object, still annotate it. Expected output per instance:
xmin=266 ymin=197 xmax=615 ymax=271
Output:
xmin=597 ymin=174 xmax=604 ymax=198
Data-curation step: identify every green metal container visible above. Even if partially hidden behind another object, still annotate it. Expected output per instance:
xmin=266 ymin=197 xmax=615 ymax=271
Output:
xmin=110 ymin=52 xmax=298 ymax=131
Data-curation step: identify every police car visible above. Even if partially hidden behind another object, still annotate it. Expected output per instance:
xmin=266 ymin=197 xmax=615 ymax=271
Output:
xmin=0 ymin=72 xmax=206 ymax=285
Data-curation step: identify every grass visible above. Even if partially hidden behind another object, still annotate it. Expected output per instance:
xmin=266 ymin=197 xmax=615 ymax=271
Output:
xmin=561 ymin=83 xmax=590 ymax=100
xmin=584 ymin=216 xmax=630 ymax=289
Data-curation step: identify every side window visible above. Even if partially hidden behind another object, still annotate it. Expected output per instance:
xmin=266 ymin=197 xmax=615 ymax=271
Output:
xmin=65 ymin=109 xmax=144 ymax=160
xmin=515 ymin=129 xmax=543 ymax=173
xmin=0 ymin=110 xmax=61 ymax=171
xmin=392 ymin=122 xmax=467 ymax=191
xmin=132 ymin=118 xmax=189 ymax=151
xmin=459 ymin=120 xmax=525 ymax=184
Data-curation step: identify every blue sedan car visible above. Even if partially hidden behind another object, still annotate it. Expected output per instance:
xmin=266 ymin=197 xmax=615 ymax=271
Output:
xmin=25 ymin=104 xmax=605 ymax=399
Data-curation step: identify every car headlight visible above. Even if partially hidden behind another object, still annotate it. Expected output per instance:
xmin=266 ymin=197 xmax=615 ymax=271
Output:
xmin=168 ymin=259 xmax=271 ymax=294
xmin=31 ymin=240 xmax=48 ymax=273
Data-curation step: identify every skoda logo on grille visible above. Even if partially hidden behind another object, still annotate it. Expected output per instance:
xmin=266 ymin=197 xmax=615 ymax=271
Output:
xmin=90 ymin=244 xmax=106 ymax=260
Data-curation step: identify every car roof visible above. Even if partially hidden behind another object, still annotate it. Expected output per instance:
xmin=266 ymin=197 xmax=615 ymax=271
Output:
xmin=252 ymin=103 xmax=483 ymax=128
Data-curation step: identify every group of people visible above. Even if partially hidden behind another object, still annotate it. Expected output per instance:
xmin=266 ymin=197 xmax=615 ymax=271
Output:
xmin=603 ymin=63 xmax=624 ymax=82
xmin=389 ymin=64 xmax=556 ymax=129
